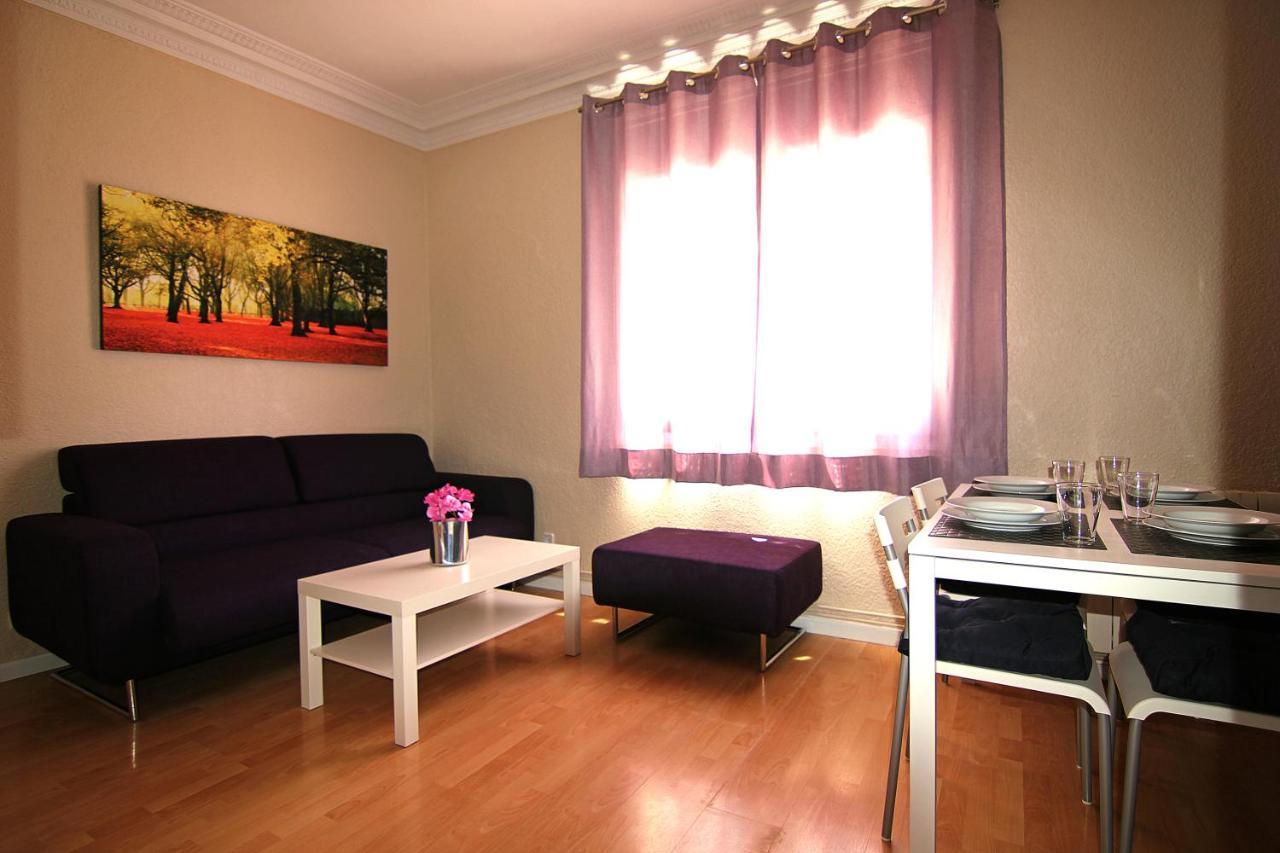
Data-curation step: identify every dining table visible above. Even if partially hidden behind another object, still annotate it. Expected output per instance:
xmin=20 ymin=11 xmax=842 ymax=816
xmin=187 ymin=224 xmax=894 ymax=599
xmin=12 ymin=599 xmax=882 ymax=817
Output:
xmin=906 ymin=483 xmax=1280 ymax=852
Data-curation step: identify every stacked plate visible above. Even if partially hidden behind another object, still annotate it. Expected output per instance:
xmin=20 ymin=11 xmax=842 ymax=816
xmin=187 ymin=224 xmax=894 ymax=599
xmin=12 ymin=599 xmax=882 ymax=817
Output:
xmin=970 ymin=475 xmax=1056 ymax=498
xmin=942 ymin=496 xmax=1061 ymax=532
xmin=1153 ymin=483 xmax=1225 ymax=504
xmin=1146 ymin=506 xmax=1280 ymax=547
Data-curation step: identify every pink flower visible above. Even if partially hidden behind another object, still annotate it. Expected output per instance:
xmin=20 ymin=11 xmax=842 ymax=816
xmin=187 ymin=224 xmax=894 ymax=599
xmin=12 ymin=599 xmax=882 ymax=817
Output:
xmin=424 ymin=483 xmax=478 ymax=523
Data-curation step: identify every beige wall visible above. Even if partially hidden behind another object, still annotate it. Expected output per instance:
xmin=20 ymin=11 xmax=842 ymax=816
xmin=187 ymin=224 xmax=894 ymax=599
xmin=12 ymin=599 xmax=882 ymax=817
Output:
xmin=3 ymin=0 xmax=1277 ymax=667
xmin=0 ymin=1 xmax=432 ymax=664
xmin=425 ymin=0 xmax=1279 ymax=627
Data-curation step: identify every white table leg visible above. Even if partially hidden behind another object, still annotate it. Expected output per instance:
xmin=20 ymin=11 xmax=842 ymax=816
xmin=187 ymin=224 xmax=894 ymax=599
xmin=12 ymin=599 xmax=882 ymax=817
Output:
xmin=299 ymin=594 xmax=323 ymax=709
xmin=391 ymin=613 xmax=419 ymax=747
xmin=908 ymin=554 xmax=938 ymax=853
xmin=564 ymin=558 xmax=581 ymax=656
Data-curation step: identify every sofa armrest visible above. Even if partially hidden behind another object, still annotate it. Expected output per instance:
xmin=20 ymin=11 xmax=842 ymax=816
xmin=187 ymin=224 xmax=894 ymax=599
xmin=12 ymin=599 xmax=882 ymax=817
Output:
xmin=6 ymin=513 xmax=161 ymax=682
xmin=434 ymin=472 xmax=534 ymax=540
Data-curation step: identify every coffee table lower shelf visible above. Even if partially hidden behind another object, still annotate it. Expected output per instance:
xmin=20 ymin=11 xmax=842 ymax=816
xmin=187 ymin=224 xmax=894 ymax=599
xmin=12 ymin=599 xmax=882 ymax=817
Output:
xmin=313 ymin=589 xmax=562 ymax=678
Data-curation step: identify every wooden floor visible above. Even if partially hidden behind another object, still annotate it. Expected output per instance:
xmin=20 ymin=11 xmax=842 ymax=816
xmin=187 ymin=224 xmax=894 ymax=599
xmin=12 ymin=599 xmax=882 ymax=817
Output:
xmin=1 ymin=595 xmax=1277 ymax=852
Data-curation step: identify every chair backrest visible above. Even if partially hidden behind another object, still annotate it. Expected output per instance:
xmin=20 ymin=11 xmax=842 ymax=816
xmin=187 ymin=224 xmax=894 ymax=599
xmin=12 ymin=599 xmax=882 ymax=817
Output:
xmin=874 ymin=497 xmax=919 ymax=607
xmin=911 ymin=477 xmax=948 ymax=520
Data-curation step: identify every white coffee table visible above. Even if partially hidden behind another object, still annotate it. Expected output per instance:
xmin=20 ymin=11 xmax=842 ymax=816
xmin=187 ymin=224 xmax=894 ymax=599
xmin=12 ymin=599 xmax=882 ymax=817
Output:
xmin=297 ymin=535 xmax=581 ymax=747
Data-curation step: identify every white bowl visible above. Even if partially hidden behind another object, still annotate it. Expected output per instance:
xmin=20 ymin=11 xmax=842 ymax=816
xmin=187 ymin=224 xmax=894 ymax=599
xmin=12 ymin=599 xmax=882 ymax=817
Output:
xmin=947 ymin=497 xmax=1056 ymax=523
xmin=1154 ymin=507 xmax=1277 ymax=536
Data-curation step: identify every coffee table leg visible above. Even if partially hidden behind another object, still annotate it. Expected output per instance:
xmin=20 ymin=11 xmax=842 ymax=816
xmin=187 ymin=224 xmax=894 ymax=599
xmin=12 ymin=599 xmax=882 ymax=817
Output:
xmin=299 ymin=594 xmax=323 ymax=710
xmin=391 ymin=613 xmax=419 ymax=747
xmin=564 ymin=558 xmax=581 ymax=656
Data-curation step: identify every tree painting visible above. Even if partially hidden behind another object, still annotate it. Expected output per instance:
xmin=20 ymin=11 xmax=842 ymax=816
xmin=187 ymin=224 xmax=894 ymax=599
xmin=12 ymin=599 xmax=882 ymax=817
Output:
xmin=98 ymin=185 xmax=388 ymax=366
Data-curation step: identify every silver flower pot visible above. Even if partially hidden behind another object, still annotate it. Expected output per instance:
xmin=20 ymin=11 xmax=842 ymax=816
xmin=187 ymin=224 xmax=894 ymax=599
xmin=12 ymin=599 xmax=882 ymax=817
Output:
xmin=431 ymin=520 xmax=469 ymax=565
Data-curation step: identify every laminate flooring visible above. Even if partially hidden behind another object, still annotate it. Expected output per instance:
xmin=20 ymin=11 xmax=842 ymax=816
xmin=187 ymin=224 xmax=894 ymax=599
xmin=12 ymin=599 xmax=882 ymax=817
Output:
xmin=1 ymin=595 xmax=1276 ymax=852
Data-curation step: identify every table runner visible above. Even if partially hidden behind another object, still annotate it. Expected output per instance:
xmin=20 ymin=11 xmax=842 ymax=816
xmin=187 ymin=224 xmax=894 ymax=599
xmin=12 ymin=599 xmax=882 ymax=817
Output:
xmin=1103 ymin=493 xmax=1242 ymax=511
xmin=959 ymin=485 xmax=1242 ymax=511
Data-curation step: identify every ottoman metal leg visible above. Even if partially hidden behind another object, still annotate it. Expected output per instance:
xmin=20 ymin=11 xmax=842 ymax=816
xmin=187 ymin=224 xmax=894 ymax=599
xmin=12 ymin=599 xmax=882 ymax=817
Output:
xmin=612 ymin=606 xmax=664 ymax=641
xmin=760 ymin=625 xmax=807 ymax=672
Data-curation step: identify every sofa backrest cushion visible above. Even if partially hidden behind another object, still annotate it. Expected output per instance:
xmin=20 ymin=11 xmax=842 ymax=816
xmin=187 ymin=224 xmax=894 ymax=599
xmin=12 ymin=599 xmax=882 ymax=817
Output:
xmin=59 ymin=436 xmax=299 ymax=525
xmin=142 ymin=490 xmax=427 ymax=560
xmin=279 ymin=433 xmax=438 ymax=503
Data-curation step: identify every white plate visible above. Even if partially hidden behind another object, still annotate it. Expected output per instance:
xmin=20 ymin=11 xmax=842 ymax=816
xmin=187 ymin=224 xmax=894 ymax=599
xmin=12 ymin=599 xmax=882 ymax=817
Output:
xmin=1155 ymin=483 xmax=1216 ymax=500
xmin=1153 ymin=491 xmax=1227 ymax=505
xmin=1150 ymin=507 xmax=1277 ymax=536
xmin=947 ymin=497 xmax=1057 ymax=523
xmin=943 ymin=504 xmax=1061 ymax=531
xmin=973 ymin=475 xmax=1057 ymax=493
xmin=1144 ymin=517 xmax=1280 ymax=547
xmin=971 ymin=483 xmax=1057 ymax=497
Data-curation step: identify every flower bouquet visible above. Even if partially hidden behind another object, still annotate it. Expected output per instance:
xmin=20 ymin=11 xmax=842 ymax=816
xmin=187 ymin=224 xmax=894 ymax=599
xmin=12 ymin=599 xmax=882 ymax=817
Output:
xmin=424 ymin=483 xmax=475 ymax=564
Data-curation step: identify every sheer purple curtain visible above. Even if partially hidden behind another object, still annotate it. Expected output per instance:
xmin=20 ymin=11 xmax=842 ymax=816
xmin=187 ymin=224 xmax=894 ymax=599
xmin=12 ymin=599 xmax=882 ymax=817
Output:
xmin=581 ymin=0 xmax=1006 ymax=493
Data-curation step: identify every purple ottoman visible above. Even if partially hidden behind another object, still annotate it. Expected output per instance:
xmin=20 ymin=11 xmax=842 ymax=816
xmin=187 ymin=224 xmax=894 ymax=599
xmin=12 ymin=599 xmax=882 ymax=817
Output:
xmin=592 ymin=527 xmax=822 ymax=671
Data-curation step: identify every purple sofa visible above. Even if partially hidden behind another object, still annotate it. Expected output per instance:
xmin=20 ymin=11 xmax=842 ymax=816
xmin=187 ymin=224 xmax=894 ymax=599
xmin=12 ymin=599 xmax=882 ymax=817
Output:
xmin=5 ymin=433 xmax=533 ymax=690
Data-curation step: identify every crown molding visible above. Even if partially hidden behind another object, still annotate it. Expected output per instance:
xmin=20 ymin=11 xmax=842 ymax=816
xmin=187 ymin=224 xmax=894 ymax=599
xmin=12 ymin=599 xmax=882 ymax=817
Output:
xmin=26 ymin=0 xmax=933 ymax=151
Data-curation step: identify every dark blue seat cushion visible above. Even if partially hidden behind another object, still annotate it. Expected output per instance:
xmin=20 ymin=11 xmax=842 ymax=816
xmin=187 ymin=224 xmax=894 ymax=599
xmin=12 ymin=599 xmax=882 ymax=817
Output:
xmin=940 ymin=580 xmax=1080 ymax=606
xmin=59 ymin=436 xmax=298 ymax=525
xmin=899 ymin=595 xmax=1092 ymax=680
xmin=1127 ymin=602 xmax=1280 ymax=715
xmin=591 ymin=527 xmax=822 ymax=637
xmin=280 ymin=433 xmax=439 ymax=503
xmin=161 ymin=537 xmax=389 ymax=655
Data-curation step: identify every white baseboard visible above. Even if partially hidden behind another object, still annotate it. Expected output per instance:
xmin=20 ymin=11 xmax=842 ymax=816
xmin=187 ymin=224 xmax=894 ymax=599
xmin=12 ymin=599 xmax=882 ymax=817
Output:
xmin=521 ymin=574 xmax=901 ymax=647
xmin=0 ymin=652 xmax=66 ymax=683
xmin=792 ymin=612 xmax=900 ymax=647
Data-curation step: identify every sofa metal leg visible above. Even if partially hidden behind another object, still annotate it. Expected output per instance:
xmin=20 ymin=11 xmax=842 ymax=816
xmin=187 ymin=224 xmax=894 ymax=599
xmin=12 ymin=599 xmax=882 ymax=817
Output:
xmin=51 ymin=668 xmax=138 ymax=722
xmin=759 ymin=625 xmax=807 ymax=672
xmin=612 ymin=606 xmax=663 ymax=641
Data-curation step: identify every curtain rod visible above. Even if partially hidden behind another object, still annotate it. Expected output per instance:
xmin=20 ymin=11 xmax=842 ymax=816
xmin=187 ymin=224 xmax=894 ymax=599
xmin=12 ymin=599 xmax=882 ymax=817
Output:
xmin=579 ymin=1 xmax=949 ymax=114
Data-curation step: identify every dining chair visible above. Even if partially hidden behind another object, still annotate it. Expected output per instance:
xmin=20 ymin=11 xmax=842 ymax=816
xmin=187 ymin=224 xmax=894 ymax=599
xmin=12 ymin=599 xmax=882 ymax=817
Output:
xmin=1110 ymin=602 xmax=1280 ymax=853
xmin=910 ymin=476 xmax=949 ymax=522
xmin=875 ymin=496 xmax=1115 ymax=850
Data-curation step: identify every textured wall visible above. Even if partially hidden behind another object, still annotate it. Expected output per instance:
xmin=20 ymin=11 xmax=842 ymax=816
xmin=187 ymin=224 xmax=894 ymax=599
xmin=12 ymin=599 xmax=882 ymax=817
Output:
xmin=1003 ymin=0 xmax=1279 ymax=488
xmin=0 ymin=1 xmax=432 ymax=665
xmin=426 ymin=0 xmax=1280 ymax=628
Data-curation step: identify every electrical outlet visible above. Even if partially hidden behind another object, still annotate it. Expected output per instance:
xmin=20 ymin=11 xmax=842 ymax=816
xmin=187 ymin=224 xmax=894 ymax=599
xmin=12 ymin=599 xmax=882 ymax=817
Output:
xmin=542 ymin=532 xmax=555 ymax=544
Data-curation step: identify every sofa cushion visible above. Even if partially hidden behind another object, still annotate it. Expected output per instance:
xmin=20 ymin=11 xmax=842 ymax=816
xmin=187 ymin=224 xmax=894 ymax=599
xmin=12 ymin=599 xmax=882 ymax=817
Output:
xmin=280 ymin=433 xmax=438 ymax=503
xmin=59 ymin=436 xmax=298 ymax=525
xmin=329 ymin=515 xmax=529 ymax=556
xmin=142 ymin=491 xmax=427 ymax=560
xmin=160 ymin=537 xmax=389 ymax=655
xmin=1127 ymin=602 xmax=1280 ymax=715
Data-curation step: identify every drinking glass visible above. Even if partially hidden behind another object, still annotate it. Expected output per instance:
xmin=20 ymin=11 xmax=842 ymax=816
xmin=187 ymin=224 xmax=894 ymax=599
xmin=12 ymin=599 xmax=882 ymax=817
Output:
xmin=1049 ymin=459 xmax=1087 ymax=483
xmin=1056 ymin=481 xmax=1104 ymax=545
xmin=1118 ymin=471 xmax=1160 ymax=522
xmin=1096 ymin=455 xmax=1130 ymax=495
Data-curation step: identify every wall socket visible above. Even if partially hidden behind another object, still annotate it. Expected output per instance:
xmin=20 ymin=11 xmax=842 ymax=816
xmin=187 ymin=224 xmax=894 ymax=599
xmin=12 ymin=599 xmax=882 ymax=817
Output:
xmin=542 ymin=532 xmax=555 ymax=543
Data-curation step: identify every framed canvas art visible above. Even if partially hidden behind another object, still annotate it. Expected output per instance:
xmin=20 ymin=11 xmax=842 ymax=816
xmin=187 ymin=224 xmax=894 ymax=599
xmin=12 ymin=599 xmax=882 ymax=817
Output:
xmin=99 ymin=185 xmax=388 ymax=366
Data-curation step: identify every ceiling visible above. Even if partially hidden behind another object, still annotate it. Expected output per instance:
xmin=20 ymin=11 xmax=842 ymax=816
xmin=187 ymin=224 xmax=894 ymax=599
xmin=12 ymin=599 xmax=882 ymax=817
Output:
xmin=28 ymin=0 xmax=927 ymax=149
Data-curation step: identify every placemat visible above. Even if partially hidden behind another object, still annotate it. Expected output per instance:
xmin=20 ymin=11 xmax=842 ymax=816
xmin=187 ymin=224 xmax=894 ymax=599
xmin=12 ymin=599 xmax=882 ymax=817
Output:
xmin=929 ymin=513 xmax=1107 ymax=551
xmin=1112 ymin=519 xmax=1280 ymax=566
